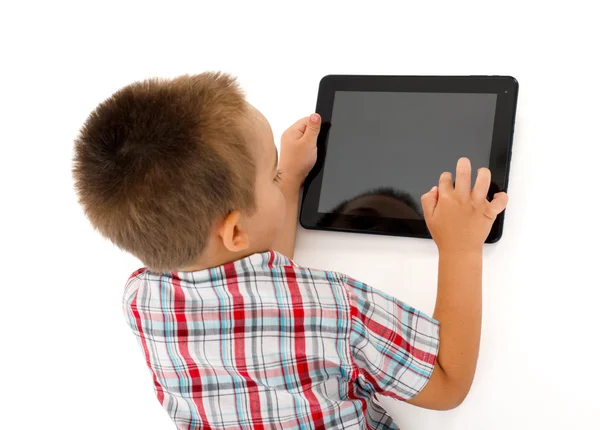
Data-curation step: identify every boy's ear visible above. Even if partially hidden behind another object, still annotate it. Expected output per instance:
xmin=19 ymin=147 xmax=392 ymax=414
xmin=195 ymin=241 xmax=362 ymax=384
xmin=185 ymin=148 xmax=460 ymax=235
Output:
xmin=218 ymin=210 xmax=250 ymax=253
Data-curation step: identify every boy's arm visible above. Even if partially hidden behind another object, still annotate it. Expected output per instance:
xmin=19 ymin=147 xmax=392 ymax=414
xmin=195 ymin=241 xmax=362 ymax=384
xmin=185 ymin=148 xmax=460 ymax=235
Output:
xmin=407 ymin=159 xmax=508 ymax=410
xmin=272 ymin=179 xmax=301 ymax=259
xmin=272 ymin=114 xmax=321 ymax=259
xmin=407 ymin=251 xmax=482 ymax=410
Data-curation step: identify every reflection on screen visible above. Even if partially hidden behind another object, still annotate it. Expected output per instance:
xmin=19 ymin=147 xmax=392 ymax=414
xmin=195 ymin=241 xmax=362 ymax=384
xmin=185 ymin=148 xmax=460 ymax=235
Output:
xmin=318 ymin=91 xmax=497 ymax=218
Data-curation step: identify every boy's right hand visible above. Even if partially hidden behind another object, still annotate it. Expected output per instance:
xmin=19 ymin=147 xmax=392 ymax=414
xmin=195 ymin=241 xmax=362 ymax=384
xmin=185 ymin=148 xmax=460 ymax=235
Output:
xmin=278 ymin=114 xmax=321 ymax=188
xmin=421 ymin=158 xmax=509 ymax=253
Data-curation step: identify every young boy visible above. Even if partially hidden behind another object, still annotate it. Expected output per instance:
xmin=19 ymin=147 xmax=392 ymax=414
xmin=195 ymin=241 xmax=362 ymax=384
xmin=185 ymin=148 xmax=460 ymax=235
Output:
xmin=73 ymin=72 xmax=508 ymax=429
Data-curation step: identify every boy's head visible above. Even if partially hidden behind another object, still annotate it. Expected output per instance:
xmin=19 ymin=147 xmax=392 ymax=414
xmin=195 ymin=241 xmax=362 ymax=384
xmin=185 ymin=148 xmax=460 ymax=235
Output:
xmin=73 ymin=72 xmax=285 ymax=272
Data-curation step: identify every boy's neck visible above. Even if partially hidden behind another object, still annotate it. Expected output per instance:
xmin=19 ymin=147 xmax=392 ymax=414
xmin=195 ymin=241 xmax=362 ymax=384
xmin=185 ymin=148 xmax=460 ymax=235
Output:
xmin=179 ymin=243 xmax=266 ymax=272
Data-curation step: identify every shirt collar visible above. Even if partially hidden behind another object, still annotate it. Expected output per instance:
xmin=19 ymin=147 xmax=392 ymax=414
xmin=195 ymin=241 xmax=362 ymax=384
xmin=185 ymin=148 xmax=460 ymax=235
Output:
xmin=150 ymin=251 xmax=294 ymax=284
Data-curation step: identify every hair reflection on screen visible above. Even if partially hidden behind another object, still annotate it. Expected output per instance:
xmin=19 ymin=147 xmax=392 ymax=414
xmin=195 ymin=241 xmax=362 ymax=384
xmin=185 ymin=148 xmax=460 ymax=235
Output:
xmin=318 ymin=187 xmax=423 ymax=231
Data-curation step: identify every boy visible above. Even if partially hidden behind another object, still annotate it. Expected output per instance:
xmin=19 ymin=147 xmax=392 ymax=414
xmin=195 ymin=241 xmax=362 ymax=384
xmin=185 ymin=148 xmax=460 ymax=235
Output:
xmin=73 ymin=72 xmax=508 ymax=429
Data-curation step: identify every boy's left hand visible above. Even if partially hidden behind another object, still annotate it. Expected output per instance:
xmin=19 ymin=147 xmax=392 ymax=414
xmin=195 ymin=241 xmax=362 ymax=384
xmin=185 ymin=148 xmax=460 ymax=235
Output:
xmin=278 ymin=113 xmax=321 ymax=188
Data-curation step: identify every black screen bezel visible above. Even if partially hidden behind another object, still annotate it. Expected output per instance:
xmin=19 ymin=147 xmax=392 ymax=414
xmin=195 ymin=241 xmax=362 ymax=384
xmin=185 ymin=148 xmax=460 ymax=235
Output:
xmin=300 ymin=75 xmax=519 ymax=243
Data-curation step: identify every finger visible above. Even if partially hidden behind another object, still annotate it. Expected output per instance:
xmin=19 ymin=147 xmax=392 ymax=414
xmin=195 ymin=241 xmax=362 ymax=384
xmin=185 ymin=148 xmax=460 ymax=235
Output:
xmin=472 ymin=168 xmax=491 ymax=203
xmin=421 ymin=186 xmax=439 ymax=220
xmin=438 ymin=171 xmax=453 ymax=195
xmin=302 ymin=113 xmax=321 ymax=142
xmin=454 ymin=157 xmax=471 ymax=199
xmin=486 ymin=192 xmax=509 ymax=218
xmin=282 ymin=116 xmax=309 ymax=140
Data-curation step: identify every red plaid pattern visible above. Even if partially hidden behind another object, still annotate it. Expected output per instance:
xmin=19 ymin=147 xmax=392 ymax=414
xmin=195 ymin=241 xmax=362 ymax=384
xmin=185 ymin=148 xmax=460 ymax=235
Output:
xmin=123 ymin=251 xmax=439 ymax=429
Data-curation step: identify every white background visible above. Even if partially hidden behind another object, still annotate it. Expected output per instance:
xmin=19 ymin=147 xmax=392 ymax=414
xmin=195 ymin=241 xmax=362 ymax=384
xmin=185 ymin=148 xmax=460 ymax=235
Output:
xmin=1 ymin=1 xmax=599 ymax=429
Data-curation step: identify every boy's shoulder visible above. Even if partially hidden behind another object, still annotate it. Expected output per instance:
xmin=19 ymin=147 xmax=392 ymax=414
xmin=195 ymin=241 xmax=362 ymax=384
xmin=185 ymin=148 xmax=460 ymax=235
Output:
xmin=233 ymin=250 xmax=351 ymax=286
xmin=120 ymin=251 xmax=387 ymax=311
xmin=121 ymin=250 xmax=353 ymax=289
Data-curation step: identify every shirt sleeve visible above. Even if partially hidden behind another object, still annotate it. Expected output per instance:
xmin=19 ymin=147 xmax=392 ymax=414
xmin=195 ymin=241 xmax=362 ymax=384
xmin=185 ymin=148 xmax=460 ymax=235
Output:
xmin=343 ymin=276 xmax=440 ymax=401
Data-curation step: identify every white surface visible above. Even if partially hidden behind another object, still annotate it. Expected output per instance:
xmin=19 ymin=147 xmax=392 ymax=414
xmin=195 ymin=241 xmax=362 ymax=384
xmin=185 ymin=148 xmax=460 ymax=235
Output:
xmin=1 ymin=1 xmax=598 ymax=429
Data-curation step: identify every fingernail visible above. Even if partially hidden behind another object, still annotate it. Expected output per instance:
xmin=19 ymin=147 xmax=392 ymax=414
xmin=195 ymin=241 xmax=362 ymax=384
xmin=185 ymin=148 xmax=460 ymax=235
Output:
xmin=430 ymin=186 xmax=437 ymax=192
xmin=310 ymin=113 xmax=320 ymax=123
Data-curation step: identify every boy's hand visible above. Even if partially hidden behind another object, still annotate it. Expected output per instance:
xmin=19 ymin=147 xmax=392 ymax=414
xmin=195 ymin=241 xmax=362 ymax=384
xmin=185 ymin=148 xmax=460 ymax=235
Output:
xmin=272 ymin=114 xmax=321 ymax=259
xmin=278 ymin=114 xmax=321 ymax=188
xmin=421 ymin=157 xmax=509 ymax=253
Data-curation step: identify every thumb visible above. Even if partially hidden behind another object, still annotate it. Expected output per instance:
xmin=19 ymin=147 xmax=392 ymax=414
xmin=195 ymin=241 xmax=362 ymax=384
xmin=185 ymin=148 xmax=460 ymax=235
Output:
xmin=421 ymin=186 xmax=439 ymax=221
xmin=302 ymin=113 xmax=321 ymax=141
xmin=485 ymin=192 xmax=509 ymax=219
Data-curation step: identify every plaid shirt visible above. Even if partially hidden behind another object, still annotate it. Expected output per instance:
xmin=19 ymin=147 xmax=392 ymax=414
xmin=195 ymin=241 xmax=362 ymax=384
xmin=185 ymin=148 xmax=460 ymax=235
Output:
xmin=123 ymin=251 xmax=439 ymax=429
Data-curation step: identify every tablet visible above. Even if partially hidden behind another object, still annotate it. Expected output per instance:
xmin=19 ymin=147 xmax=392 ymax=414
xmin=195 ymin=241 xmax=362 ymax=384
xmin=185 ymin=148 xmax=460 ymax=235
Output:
xmin=300 ymin=75 xmax=518 ymax=243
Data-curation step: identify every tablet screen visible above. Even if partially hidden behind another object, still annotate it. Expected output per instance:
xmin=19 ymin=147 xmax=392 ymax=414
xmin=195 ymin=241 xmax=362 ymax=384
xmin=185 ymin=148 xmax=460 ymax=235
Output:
xmin=318 ymin=91 xmax=498 ymax=219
